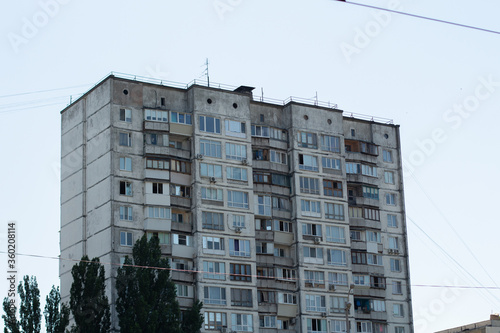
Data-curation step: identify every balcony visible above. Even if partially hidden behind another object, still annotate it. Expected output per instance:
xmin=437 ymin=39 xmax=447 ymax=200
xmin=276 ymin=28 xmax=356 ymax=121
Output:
xmin=345 ymin=151 xmax=378 ymax=164
xmin=257 ymin=278 xmax=296 ymax=291
xmin=145 ymin=169 xmax=170 ymax=181
xmin=349 ymin=217 xmax=381 ymax=230
xmin=144 ymin=120 xmax=169 ymax=132
xmin=144 ymin=145 xmax=191 ymax=159
xmin=346 ymin=174 xmax=379 ymax=185
xmin=257 ymin=302 xmax=277 ymax=313
xmin=257 ymin=255 xmax=294 ymax=267
xmin=144 ymin=218 xmax=171 ymax=232
xmin=170 ymin=196 xmax=191 ymax=208
xmin=171 ymin=270 xmax=194 ymax=283
xmin=171 ymin=221 xmax=191 ymax=233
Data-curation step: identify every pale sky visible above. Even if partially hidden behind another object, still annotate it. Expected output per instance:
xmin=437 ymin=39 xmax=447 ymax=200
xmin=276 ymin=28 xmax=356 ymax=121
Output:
xmin=1 ymin=1 xmax=500 ymax=332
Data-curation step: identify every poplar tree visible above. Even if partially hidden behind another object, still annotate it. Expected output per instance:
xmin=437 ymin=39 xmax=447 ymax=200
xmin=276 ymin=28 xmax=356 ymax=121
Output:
xmin=18 ymin=276 xmax=41 ymax=333
xmin=44 ymin=286 xmax=69 ymax=333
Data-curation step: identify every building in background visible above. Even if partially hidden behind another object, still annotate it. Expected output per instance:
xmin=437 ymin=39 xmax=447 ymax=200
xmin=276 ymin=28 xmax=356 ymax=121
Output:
xmin=435 ymin=315 xmax=500 ymax=333
xmin=60 ymin=73 xmax=413 ymax=333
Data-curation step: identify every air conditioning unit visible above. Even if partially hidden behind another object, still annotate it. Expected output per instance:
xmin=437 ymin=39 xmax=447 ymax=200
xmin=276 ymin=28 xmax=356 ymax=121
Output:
xmin=393 ymin=249 xmax=399 ymax=254
xmin=241 ymin=159 xmax=248 ymax=165
xmin=321 ymin=312 xmax=327 ymax=318
xmin=388 ymin=249 xmax=394 ymax=254
xmin=210 ymin=177 xmax=216 ymax=183
xmin=329 ymin=284 xmax=336 ymax=291
xmin=196 ymin=154 xmax=203 ymax=159
xmin=220 ymin=328 xmax=227 ymax=333
xmin=235 ymin=227 xmax=242 ymax=233
xmin=290 ymin=318 xmax=296 ymax=325
xmin=314 ymin=237 xmax=321 ymax=244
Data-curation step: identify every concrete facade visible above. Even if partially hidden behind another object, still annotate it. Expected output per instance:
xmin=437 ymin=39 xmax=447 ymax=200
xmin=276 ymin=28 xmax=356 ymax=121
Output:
xmin=60 ymin=74 xmax=413 ymax=333
xmin=436 ymin=315 xmax=500 ymax=333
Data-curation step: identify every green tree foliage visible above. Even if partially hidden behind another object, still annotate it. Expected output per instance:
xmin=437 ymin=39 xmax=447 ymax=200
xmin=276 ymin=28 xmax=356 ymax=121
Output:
xmin=18 ymin=276 xmax=41 ymax=333
xmin=44 ymin=286 xmax=69 ymax=333
xmin=2 ymin=297 xmax=20 ymax=333
xmin=116 ymin=235 xmax=185 ymax=333
xmin=69 ymin=256 xmax=110 ymax=333
xmin=181 ymin=300 xmax=203 ymax=333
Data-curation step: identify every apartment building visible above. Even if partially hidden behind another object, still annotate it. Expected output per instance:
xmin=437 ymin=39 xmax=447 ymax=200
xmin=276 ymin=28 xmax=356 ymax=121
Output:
xmin=60 ymin=73 xmax=413 ymax=333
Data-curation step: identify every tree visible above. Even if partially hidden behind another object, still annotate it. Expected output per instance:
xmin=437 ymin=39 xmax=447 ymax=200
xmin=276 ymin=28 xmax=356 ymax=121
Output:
xmin=181 ymin=300 xmax=203 ymax=333
xmin=116 ymin=235 xmax=184 ymax=333
xmin=44 ymin=286 xmax=69 ymax=333
xmin=2 ymin=297 xmax=20 ymax=333
xmin=69 ymin=256 xmax=110 ymax=333
xmin=18 ymin=276 xmax=41 ymax=333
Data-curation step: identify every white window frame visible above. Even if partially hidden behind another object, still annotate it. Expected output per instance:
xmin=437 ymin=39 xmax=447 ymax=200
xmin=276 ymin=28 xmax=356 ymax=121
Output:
xmin=321 ymin=135 xmax=340 ymax=153
xmin=225 ymin=143 xmax=247 ymax=161
xmin=199 ymin=115 xmax=221 ymax=134
xmin=203 ymin=261 xmax=226 ymax=280
xmin=387 ymin=214 xmax=398 ymax=228
xmin=321 ymin=157 xmax=341 ymax=170
xmin=119 ymin=108 xmax=131 ymax=122
xmin=224 ymin=119 xmax=246 ymax=138
xmin=170 ymin=111 xmax=192 ymax=125
xmin=120 ymin=231 xmax=132 ymax=246
xmin=270 ymin=150 xmax=287 ymax=164
xmin=229 ymin=239 xmax=251 ymax=257
xmin=228 ymin=190 xmax=249 ymax=209
xmin=119 ymin=132 xmax=132 ymax=147
xmin=301 ymin=199 xmax=321 ymax=217
xmin=119 ymin=206 xmax=132 ymax=221
xmin=383 ymin=149 xmax=393 ymax=162
xmin=386 ymin=193 xmax=396 ymax=205
xmin=145 ymin=109 xmax=168 ymax=122
xmin=199 ymin=139 xmax=222 ymax=158
xmin=384 ymin=171 xmax=394 ymax=184
xmin=226 ymin=166 xmax=248 ymax=181
xmin=255 ymin=195 xmax=271 ymax=216
xmin=325 ymin=226 xmax=345 ymax=243
xmin=201 ymin=187 xmax=223 ymax=201
xmin=200 ymin=162 xmax=222 ymax=178
xmin=327 ymin=249 xmax=347 ymax=266
xmin=299 ymin=154 xmax=319 ymax=171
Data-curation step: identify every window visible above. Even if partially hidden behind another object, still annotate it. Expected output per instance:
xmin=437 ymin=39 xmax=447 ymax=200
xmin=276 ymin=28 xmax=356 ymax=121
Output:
xmin=328 ymin=272 xmax=348 ymax=286
xmin=253 ymin=149 xmax=268 ymax=161
xmin=147 ymin=232 xmax=170 ymax=245
xmin=147 ymin=206 xmax=171 ymax=219
xmin=226 ymin=143 xmax=247 ymax=161
xmin=367 ymin=254 xmax=383 ymax=266
xmin=227 ymin=191 xmax=249 ymax=209
xmin=204 ymin=312 xmax=227 ymax=330
xmin=202 ymin=211 xmax=224 ymax=230
xmin=384 ymin=171 xmax=394 ymax=184
xmin=350 ymin=230 xmax=362 ymax=241
xmin=170 ymin=184 xmax=190 ymax=198
xmin=274 ymin=219 xmax=292 ymax=232
xmin=325 ymin=202 xmax=344 ymax=220
xmin=173 ymin=234 xmax=192 ymax=246
xmin=326 ymin=226 xmax=345 ymax=243
xmin=226 ymin=166 xmax=247 ymax=181
xmin=304 ymin=270 xmax=325 ymax=286
xmin=321 ymin=135 xmax=340 ymax=152
xmin=373 ymin=323 xmax=387 ymax=333
xmin=366 ymin=231 xmax=381 ymax=243
xmin=353 ymin=275 xmax=370 ymax=286
xmin=395 ymin=327 xmax=405 ymax=333
xmin=357 ymin=321 xmax=372 ymax=333
xmin=349 ymin=207 xmax=363 ymax=218
xmin=270 ymin=127 xmax=287 ymax=141
xmin=203 ymin=236 xmax=224 ymax=251
xmin=231 ymin=313 xmax=253 ymax=332
xmin=389 ymin=237 xmax=399 ymax=250
xmin=277 ymin=268 xmax=296 ymax=281
xmin=229 ymin=239 xmax=251 ymax=257
xmin=146 ymin=158 xmax=169 ymax=170
xmin=175 ymin=284 xmax=189 ymax=297
xmin=383 ymin=149 xmax=393 ymax=162
xmin=361 ymin=164 xmax=378 ymax=177
xmin=260 ymin=316 xmax=276 ymax=328
xmin=307 ymin=318 xmax=327 ymax=333
xmin=387 ymin=214 xmax=398 ymax=228
xmin=270 ymin=150 xmax=287 ymax=164
xmin=322 ymin=157 xmax=341 ymax=170
xmin=298 ymin=131 xmax=317 ymax=149
xmin=151 ymin=182 xmax=164 ymax=194
xmin=300 ymin=177 xmax=320 ymax=194
xmin=278 ymin=292 xmax=297 ymax=304
xmin=331 ymin=320 xmax=347 ymax=332
xmin=225 ymin=119 xmax=246 ymax=137
xmin=119 ymin=108 xmax=131 ymax=122
xmin=232 ymin=215 xmax=245 ymax=228
xmin=360 ymin=142 xmax=378 ymax=155
xmin=200 ymin=163 xmax=222 ymax=178
xmin=201 ymin=187 xmax=223 ymax=201
xmin=299 ymin=154 xmax=318 ymax=171
xmin=274 ymin=246 xmax=287 ymax=258
xmin=330 ymin=297 xmax=347 ymax=313
xmin=145 ymin=109 xmax=168 ymax=122
xmin=256 ymin=219 xmax=272 ymax=231
xmin=257 ymin=267 xmax=275 ymax=279
xmin=199 ymin=115 xmax=221 ymax=134
xmin=327 ymin=249 xmax=347 ymax=266
xmin=364 ymin=207 xmax=380 ymax=221
xmin=203 ymin=261 xmax=225 ymax=280
xmin=200 ymin=139 xmax=222 ymax=158
xmin=204 ymin=286 xmax=226 ymax=305
xmin=301 ymin=199 xmax=321 ymax=217
xmin=119 ymin=181 xmax=132 ymax=196
xmin=170 ymin=111 xmax=192 ymax=125
xmin=303 ymin=247 xmax=323 ymax=260
xmin=171 ymin=160 xmax=190 ymax=174
xmin=306 ymin=294 xmax=326 ymax=312
xmin=386 ymin=193 xmax=396 ymax=205
xmin=352 ymin=252 xmax=367 ymax=265
xmin=148 ymin=133 xmax=168 ymax=146
xmin=272 ymin=174 xmax=290 ymax=187
xmin=257 ymin=290 xmax=276 ymax=304
xmin=253 ymin=172 xmax=270 ymax=184
xmin=169 ymin=139 xmax=182 ymax=149
xmin=251 ymin=125 xmax=269 ymax=137
xmin=171 ymin=210 xmax=187 ymax=223
xmin=346 ymin=162 xmax=360 ymax=174
xmin=272 ymin=197 xmax=290 ymax=211
xmin=323 ymin=180 xmax=343 ymax=197
xmin=119 ymin=157 xmax=132 ymax=171
xmin=119 ymin=132 xmax=132 ymax=147
xmin=393 ymin=303 xmax=404 ymax=317
xmin=255 ymin=195 xmax=271 ymax=216
xmin=230 ymin=264 xmax=251 ymax=282
xmin=119 ymin=206 xmax=132 ymax=221
xmin=302 ymin=223 xmax=322 ymax=237
xmin=371 ymin=299 xmax=386 ymax=312
xmin=362 ymin=186 xmax=379 ymax=199
xmin=391 ymin=258 xmax=401 ymax=272
xmin=371 ymin=276 xmax=386 ymax=289
xmin=120 ymin=231 xmax=132 ymax=246
xmin=231 ymin=288 xmax=252 ymax=307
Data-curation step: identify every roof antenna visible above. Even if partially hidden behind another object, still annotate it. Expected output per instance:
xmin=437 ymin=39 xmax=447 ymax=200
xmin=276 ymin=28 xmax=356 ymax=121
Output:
xmin=202 ymin=58 xmax=210 ymax=87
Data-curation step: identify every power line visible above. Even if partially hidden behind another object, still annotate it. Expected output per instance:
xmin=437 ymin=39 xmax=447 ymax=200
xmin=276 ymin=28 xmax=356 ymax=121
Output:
xmin=336 ymin=1 xmax=500 ymax=35
xmin=0 ymin=84 xmax=91 ymax=99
